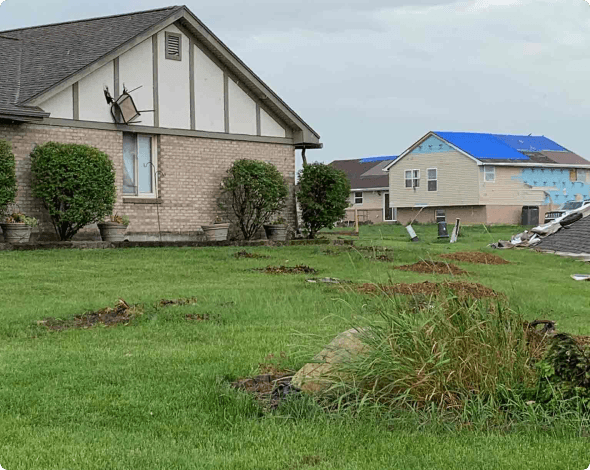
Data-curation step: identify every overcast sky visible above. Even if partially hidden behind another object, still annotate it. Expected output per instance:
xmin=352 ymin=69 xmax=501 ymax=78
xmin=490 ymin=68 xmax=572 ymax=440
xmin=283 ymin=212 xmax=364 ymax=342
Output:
xmin=1 ymin=0 xmax=590 ymax=168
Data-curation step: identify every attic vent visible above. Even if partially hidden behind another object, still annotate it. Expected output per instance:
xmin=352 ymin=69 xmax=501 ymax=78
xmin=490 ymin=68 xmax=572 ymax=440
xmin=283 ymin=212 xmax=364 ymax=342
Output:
xmin=165 ymin=32 xmax=182 ymax=61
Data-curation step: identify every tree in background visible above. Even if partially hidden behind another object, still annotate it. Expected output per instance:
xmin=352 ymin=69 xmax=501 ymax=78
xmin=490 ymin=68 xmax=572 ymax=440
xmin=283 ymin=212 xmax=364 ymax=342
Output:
xmin=0 ymin=139 xmax=17 ymax=217
xmin=297 ymin=163 xmax=351 ymax=239
xmin=219 ymin=159 xmax=288 ymax=240
xmin=31 ymin=142 xmax=116 ymax=240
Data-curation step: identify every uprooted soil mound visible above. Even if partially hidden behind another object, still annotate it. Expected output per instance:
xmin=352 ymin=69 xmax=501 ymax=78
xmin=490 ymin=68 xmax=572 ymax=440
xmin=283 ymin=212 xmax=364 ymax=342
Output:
xmin=235 ymin=250 xmax=270 ymax=259
xmin=395 ymin=260 xmax=467 ymax=275
xmin=257 ymin=265 xmax=317 ymax=274
xmin=355 ymin=281 xmax=501 ymax=299
xmin=439 ymin=251 xmax=510 ymax=265
xmin=39 ymin=299 xmax=141 ymax=330
xmin=231 ymin=373 xmax=299 ymax=409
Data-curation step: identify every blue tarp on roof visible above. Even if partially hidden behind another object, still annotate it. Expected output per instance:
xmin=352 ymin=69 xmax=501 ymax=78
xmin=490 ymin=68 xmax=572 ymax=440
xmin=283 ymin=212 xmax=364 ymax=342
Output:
xmin=434 ymin=132 xmax=530 ymax=161
xmin=359 ymin=155 xmax=398 ymax=163
xmin=492 ymin=134 xmax=566 ymax=152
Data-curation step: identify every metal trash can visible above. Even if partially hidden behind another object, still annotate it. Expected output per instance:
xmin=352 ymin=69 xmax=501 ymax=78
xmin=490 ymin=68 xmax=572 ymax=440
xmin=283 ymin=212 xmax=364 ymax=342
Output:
xmin=437 ymin=221 xmax=449 ymax=238
xmin=521 ymin=206 xmax=539 ymax=226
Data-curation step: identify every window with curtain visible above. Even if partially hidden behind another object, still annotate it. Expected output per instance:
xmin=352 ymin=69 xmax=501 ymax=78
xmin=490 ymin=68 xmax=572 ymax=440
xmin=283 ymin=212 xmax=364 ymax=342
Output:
xmin=123 ymin=133 xmax=155 ymax=196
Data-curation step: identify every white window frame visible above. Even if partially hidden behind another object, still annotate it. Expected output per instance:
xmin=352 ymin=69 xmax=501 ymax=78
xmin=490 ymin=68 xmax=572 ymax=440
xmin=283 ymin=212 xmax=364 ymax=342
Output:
xmin=123 ymin=133 xmax=158 ymax=198
xmin=427 ymin=168 xmax=438 ymax=192
xmin=354 ymin=191 xmax=363 ymax=204
xmin=484 ymin=166 xmax=495 ymax=183
xmin=405 ymin=169 xmax=420 ymax=189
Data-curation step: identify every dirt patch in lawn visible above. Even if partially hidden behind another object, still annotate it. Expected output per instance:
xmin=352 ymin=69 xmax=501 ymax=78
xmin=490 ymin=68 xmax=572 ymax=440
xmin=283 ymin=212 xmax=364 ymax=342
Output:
xmin=231 ymin=373 xmax=299 ymax=410
xmin=373 ymin=254 xmax=394 ymax=262
xmin=39 ymin=299 xmax=141 ymax=330
xmin=439 ymin=251 xmax=510 ymax=265
xmin=157 ymin=297 xmax=198 ymax=307
xmin=185 ymin=313 xmax=210 ymax=321
xmin=235 ymin=250 xmax=270 ymax=259
xmin=257 ymin=265 xmax=317 ymax=274
xmin=354 ymin=281 xmax=501 ymax=299
xmin=395 ymin=260 xmax=467 ymax=275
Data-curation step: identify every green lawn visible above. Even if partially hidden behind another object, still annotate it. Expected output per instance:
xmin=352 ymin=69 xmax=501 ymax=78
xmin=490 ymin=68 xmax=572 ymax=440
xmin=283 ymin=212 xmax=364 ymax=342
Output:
xmin=1 ymin=223 xmax=589 ymax=469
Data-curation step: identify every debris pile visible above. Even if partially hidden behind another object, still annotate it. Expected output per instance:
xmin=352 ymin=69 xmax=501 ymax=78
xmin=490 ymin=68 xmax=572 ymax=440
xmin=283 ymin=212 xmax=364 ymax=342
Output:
xmin=439 ymin=251 xmax=509 ymax=265
xmin=354 ymin=281 xmax=501 ymax=299
xmin=157 ymin=297 xmax=197 ymax=307
xmin=234 ymin=250 xmax=270 ymax=259
xmin=231 ymin=373 xmax=299 ymax=410
xmin=395 ymin=260 xmax=467 ymax=275
xmin=306 ymin=277 xmax=349 ymax=284
xmin=257 ymin=265 xmax=317 ymax=274
xmin=39 ymin=299 xmax=141 ymax=330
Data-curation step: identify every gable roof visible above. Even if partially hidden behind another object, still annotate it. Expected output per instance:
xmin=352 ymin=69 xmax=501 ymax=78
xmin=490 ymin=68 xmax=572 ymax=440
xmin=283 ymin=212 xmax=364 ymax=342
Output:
xmin=385 ymin=131 xmax=589 ymax=170
xmin=331 ymin=156 xmax=397 ymax=190
xmin=536 ymin=214 xmax=590 ymax=255
xmin=0 ymin=6 xmax=321 ymax=146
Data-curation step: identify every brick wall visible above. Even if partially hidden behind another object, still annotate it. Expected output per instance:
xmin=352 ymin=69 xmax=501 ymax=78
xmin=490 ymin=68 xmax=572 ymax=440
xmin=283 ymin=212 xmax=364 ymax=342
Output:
xmin=0 ymin=122 xmax=296 ymax=239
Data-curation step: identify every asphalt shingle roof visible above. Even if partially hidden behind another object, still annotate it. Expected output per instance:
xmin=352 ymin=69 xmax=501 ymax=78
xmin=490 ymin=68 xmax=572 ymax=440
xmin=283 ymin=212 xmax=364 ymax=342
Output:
xmin=331 ymin=158 xmax=396 ymax=190
xmin=0 ymin=6 xmax=181 ymax=117
xmin=536 ymin=215 xmax=590 ymax=255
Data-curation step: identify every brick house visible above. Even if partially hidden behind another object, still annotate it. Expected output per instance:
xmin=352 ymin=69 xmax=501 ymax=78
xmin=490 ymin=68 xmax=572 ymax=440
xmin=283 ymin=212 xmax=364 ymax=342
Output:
xmin=385 ymin=131 xmax=590 ymax=225
xmin=0 ymin=6 xmax=321 ymax=240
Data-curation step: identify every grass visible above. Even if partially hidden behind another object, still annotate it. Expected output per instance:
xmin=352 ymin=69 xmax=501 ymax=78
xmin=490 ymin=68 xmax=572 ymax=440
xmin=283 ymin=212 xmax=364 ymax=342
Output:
xmin=0 ymin=223 xmax=589 ymax=469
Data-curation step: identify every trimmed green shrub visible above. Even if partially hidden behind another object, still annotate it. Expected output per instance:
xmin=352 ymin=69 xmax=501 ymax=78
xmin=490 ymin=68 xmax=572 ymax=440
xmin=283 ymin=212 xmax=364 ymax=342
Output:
xmin=0 ymin=139 xmax=17 ymax=216
xmin=297 ymin=163 xmax=351 ymax=239
xmin=31 ymin=142 xmax=116 ymax=240
xmin=219 ymin=159 xmax=288 ymax=240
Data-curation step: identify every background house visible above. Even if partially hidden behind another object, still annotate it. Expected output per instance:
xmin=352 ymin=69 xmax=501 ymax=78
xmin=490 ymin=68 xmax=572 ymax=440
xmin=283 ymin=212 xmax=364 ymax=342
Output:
xmin=0 ymin=6 xmax=321 ymax=240
xmin=385 ymin=131 xmax=590 ymax=225
xmin=331 ymin=156 xmax=397 ymax=224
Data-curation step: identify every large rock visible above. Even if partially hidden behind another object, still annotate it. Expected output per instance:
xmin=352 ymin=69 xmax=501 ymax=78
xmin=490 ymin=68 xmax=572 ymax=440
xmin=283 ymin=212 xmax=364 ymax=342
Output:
xmin=292 ymin=328 xmax=367 ymax=393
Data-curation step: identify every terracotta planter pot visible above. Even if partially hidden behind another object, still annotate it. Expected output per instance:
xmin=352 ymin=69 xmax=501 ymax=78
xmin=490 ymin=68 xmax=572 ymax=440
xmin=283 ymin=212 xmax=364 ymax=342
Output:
xmin=263 ymin=224 xmax=287 ymax=241
xmin=0 ymin=223 xmax=33 ymax=244
xmin=201 ymin=223 xmax=230 ymax=241
xmin=97 ymin=222 xmax=128 ymax=242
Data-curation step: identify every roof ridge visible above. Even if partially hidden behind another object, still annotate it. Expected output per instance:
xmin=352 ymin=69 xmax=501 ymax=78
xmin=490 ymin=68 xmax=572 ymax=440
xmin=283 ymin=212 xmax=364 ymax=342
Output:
xmin=0 ymin=5 xmax=183 ymax=34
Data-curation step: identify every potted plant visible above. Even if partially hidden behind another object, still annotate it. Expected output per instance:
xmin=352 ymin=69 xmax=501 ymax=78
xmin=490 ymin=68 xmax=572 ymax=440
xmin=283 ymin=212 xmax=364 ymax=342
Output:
xmin=263 ymin=217 xmax=288 ymax=241
xmin=201 ymin=216 xmax=230 ymax=241
xmin=1 ymin=211 xmax=38 ymax=244
xmin=97 ymin=214 xmax=129 ymax=242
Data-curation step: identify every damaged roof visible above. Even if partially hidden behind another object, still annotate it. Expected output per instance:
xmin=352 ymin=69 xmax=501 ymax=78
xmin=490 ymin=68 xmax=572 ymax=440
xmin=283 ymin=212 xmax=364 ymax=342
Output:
xmin=536 ymin=215 xmax=590 ymax=255
xmin=331 ymin=157 xmax=397 ymax=190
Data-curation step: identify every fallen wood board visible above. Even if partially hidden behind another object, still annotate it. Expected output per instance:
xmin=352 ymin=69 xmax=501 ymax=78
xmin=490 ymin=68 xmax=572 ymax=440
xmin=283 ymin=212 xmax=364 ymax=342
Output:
xmin=450 ymin=218 xmax=461 ymax=243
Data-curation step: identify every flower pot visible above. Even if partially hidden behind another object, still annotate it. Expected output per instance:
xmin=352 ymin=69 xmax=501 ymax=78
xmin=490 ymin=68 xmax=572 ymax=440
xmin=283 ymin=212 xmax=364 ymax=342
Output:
xmin=97 ymin=222 xmax=128 ymax=242
xmin=264 ymin=224 xmax=287 ymax=242
xmin=201 ymin=223 xmax=230 ymax=241
xmin=0 ymin=223 xmax=33 ymax=244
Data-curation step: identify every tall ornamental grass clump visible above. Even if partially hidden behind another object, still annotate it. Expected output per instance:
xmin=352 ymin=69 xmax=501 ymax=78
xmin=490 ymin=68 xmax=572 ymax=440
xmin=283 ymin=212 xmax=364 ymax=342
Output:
xmin=329 ymin=295 xmax=538 ymax=411
xmin=31 ymin=142 xmax=116 ymax=240
xmin=0 ymin=139 xmax=17 ymax=216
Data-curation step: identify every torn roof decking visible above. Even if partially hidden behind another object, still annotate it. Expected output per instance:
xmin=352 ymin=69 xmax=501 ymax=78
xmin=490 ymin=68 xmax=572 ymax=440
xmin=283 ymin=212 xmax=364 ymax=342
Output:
xmin=536 ymin=215 xmax=590 ymax=255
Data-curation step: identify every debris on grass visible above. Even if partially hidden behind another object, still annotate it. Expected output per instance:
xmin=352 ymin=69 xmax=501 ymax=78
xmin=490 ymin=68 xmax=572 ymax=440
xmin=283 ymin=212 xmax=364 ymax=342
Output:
xmin=306 ymin=277 xmax=348 ymax=284
xmin=157 ymin=297 xmax=198 ymax=307
xmin=354 ymin=281 xmax=501 ymax=299
xmin=38 ymin=299 xmax=141 ymax=330
xmin=234 ymin=250 xmax=270 ymax=259
xmin=395 ymin=260 xmax=467 ymax=275
xmin=231 ymin=373 xmax=299 ymax=410
xmin=440 ymin=251 xmax=510 ymax=265
xmin=185 ymin=313 xmax=210 ymax=321
xmin=257 ymin=265 xmax=317 ymax=274
xmin=373 ymin=254 xmax=394 ymax=262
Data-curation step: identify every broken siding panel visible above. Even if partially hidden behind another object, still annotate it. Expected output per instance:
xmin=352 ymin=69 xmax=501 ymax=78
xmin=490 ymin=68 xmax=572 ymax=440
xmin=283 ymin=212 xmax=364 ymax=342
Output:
xmin=39 ymin=86 xmax=73 ymax=119
xmin=119 ymin=38 xmax=154 ymax=127
xmin=478 ymin=166 xmax=547 ymax=206
xmin=78 ymin=62 xmax=114 ymax=123
xmin=389 ymin=150 xmax=479 ymax=207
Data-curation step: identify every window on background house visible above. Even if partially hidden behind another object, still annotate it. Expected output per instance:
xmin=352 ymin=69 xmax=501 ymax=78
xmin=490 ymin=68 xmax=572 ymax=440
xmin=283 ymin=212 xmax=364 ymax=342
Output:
xmin=576 ymin=169 xmax=586 ymax=182
xmin=484 ymin=166 xmax=495 ymax=182
xmin=435 ymin=209 xmax=445 ymax=223
xmin=405 ymin=169 xmax=420 ymax=188
xmin=123 ymin=133 xmax=156 ymax=196
xmin=427 ymin=168 xmax=438 ymax=191
xmin=354 ymin=191 xmax=363 ymax=204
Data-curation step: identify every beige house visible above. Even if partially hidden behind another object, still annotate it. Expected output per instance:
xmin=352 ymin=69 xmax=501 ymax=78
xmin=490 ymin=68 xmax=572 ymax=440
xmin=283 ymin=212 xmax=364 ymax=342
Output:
xmin=385 ymin=132 xmax=590 ymax=225
xmin=331 ymin=156 xmax=397 ymax=224
xmin=0 ymin=6 xmax=321 ymax=240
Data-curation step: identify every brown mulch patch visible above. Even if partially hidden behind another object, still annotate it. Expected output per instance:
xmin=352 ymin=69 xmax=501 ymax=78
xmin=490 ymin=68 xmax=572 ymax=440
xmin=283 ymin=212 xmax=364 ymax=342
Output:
xmin=439 ymin=251 xmax=510 ymax=265
xmin=231 ymin=373 xmax=298 ymax=409
xmin=185 ymin=313 xmax=210 ymax=321
xmin=575 ymin=335 xmax=590 ymax=347
xmin=257 ymin=265 xmax=317 ymax=274
xmin=157 ymin=297 xmax=198 ymax=307
xmin=395 ymin=260 xmax=467 ymax=275
xmin=39 ymin=299 xmax=141 ymax=330
xmin=235 ymin=250 xmax=270 ymax=259
xmin=355 ymin=281 xmax=501 ymax=299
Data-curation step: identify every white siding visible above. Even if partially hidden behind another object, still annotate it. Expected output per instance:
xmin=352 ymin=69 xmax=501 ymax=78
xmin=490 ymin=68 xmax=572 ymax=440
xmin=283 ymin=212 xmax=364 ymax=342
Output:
xmin=158 ymin=24 xmax=190 ymax=130
xmin=260 ymin=108 xmax=285 ymax=138
xmin=40 ymin=86 xmax=73 ymax=119
xmin=228 ymin=78 xmax=256 ymax=135
xmin=78 ymin=62 xmax=114 ymax=122
xmin=119 ymin=38 xmax=154 ymax=127
xmin=194 ymin=46 xmax=225 ymax=132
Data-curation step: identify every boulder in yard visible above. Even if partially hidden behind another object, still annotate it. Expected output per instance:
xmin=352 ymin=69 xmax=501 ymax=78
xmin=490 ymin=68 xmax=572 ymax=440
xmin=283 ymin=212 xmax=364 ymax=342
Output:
xmin=292 ymin=328 xmax=367 ymax=393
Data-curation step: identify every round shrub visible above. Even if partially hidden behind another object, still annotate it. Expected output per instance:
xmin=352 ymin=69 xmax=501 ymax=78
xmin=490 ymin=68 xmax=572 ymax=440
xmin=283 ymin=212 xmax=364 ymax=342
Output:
xmin=297 ymin=163 xmax=351 ymax=239
xmin=219 ymin=159 xmax=288 ymax=240
xmin=31 ymin=142 xmax=116 ymax=240
xmin=0 ymin=139 xmax=17 ymax=216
